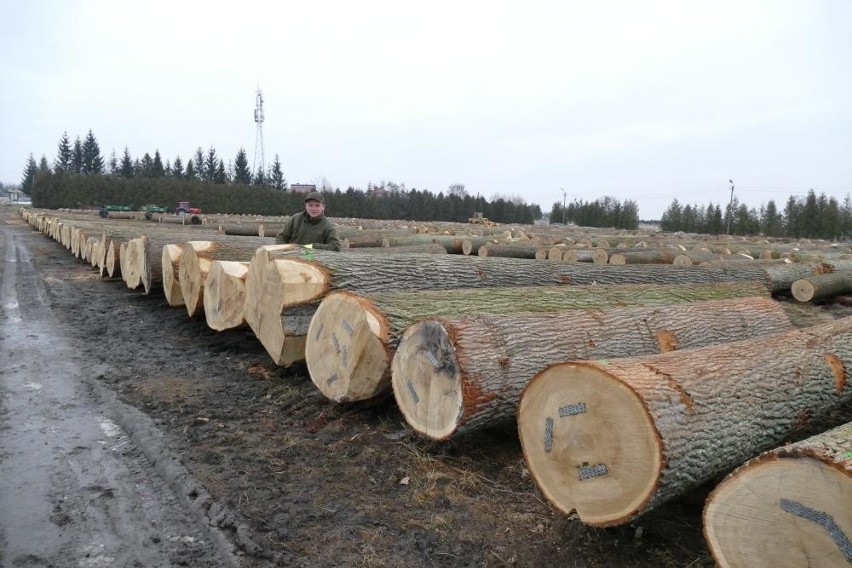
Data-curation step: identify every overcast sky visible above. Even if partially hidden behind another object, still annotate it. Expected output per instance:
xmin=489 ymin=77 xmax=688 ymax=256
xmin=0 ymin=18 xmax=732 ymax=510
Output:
xmin=2 ymin=0 xmax=850 ymax=219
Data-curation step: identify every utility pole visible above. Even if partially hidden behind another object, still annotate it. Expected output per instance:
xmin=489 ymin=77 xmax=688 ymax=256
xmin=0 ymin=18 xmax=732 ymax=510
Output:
xmin=561 ymin=188 xmax=567 ymax=225
xmin=726 ymin=179 xmax=734 ymax=235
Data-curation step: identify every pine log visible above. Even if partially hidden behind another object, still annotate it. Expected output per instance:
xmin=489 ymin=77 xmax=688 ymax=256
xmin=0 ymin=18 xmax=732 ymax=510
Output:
xmin=791 ymin=270 xmax=852 ymax=303
xmin=306 ymin=281 xmax=771 ymax=403
xmin=703 ymin=421 xmax=852 ymax=568
xmin=517 ymin=316 xmax=852 ymax=527
xmin=179 ymin=238 xmax=269 ymax=317
xmin=203 ymin=261 xmax=250 ymax=331
xmin=392 ymin=296 xmax=793 ymax=440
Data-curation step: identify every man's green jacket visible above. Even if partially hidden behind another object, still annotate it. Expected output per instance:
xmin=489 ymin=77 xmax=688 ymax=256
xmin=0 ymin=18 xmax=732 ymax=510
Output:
xmin=275 ymin=212 xmax=341 ymax=251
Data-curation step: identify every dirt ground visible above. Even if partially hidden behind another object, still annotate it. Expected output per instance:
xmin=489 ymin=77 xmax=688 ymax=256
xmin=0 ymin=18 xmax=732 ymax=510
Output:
xmin=4 ymin=205 xmax=852 ymax=567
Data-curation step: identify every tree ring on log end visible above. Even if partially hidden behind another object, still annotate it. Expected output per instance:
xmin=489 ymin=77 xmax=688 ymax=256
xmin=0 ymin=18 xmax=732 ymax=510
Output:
xmin=518 ymin=362 xmax=661 ymax=526
xmin=391 ymin=320 xmax=463 ymax=440
xmin=306 ymin=293 xmax=390 ymax=402
xmin=704 ymin=457 xmax=852 ymax=567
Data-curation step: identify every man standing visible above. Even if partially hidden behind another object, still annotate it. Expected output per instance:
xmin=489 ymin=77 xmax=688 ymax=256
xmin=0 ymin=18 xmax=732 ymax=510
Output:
xmin=275 ymin=191 xmax=341 ymax=251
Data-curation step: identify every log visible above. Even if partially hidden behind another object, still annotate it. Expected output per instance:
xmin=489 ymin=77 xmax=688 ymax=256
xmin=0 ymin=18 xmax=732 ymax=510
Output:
xmin=341 ymin=243 xmax=448 ymax=255
xmin=243 ymin=247 xmax=784 ymax=366
xmin=517 ymin=316 xmax=852 ymax=527
xmin=392 ymin=296 xmax=794 ymax=440
xmin=607 ymin=250 xmax=680 ymax=264
xmin=703 ymin=421 xmax=852 ymax=568
xmin=477 ymin=244 xmax=544 ymax=259
xmin=219 ymin=223 xmax=263 ymax=237
xmin=203 ymin=261 xmax=250 ymax=331
xmin=341 ymin=235 xmax=389 ymax=248
xmin=791 ymin=270 xmax=852 ymax=303
xmin=306 ymin=281 xmax=771 ymax=403
xmin=178 ymin=238 xmax=269 ymax=317
xmin=161 ymin=241 xmax=215 ymax=307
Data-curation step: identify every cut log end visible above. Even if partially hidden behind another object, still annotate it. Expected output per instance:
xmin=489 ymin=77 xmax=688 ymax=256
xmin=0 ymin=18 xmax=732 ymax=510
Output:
xmin=203 ymin=261 xmax=249 ymax=331
xmin=791 ymin=279 xmax=816 ymax=303
xmin=391 ymin=320 xmax=464 ymax=440
xmin=305 ymin=293 xmax=390 ymax=402
xmin=704 ymin=456 xmax=852 ymax=568
xmin=161 ymin=244 xmax=185 ymax=307
xmin=179 ymin=249 xmax=204 ymax=317
xmin=518 ymin=362 xmax=662 ymax=526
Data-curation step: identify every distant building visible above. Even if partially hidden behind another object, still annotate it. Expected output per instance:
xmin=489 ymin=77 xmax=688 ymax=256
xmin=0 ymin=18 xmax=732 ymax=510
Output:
xmin=290 ymin=184 xmax=317 ymax=194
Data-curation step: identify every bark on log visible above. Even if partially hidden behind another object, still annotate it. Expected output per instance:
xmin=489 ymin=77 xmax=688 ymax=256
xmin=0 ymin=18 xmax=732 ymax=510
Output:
xmin=219 ymin=224 xmax=263 ymax=237
xmin=477 ymin=244 xmax=544 ymax=259
xmin=243 ymin=247 xmax=782 ymax=366
xmin=179 ymin=238 xmax=269 ymax=317
xmin=341 ymin=235 xmax=389 ymax=248
xmin=517 ymin=316 xmax=852 ymax=527
xmin=203 ymin=261 xmax=250 ymax=331
xmin=607 ymin=250 xmax=681 ymax=264
xmin=392 ymin=296 xmax=793 ymax=440
xmin=306 ymin=281 xmax=771 ymax=403
xmin=703 ymin=421 xmax=852 ymax=568
xmin=791 ymin=270 xmax=852 ymax=303
xmin=342 ymin=243 xmax=448 ymax=255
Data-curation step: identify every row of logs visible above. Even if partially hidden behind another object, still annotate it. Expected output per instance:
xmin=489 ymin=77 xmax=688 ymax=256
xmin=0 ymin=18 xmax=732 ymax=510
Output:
xmin=21 ymin=207 xmax=852 ymax=567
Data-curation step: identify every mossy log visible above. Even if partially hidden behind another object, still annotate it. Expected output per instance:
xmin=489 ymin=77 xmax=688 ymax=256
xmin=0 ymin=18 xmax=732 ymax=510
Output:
xmin=393 ymin=296 xmax=793 ymax=440
xmin=306 ymin=281 xmax=770 ymax=403
xmin=243 ymin=247 xmax=781 ymax=366
xmin=703 ymin=421 xmax=852 ymax=568
xmin=517 ymin=316 xmax=852 ymax=527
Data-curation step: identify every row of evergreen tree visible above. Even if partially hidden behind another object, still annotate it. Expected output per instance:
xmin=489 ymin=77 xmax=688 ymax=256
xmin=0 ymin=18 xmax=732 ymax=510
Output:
xmin=549 ymin=197 xmax=640 ymax=230
xmin=21 ymin=130 xmax=287 ymax=195
xmin=659 ymin=190 xmax=852 ymax=240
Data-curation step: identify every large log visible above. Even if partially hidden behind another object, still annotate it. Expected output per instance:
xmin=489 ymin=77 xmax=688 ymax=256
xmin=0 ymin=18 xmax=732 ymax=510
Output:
xmin=703 ymin=421 xmax=852 ymax=568
xmin=517 ymin=316 xmax=852 ymax=527
xmin=244 ymin=247 xmax=774 ymax=366
xmin=305 ymin=281 xmax=771 ymax=403
xmin=203 ymin=261 xmax=250 ymax=331
xmin=178 ymin=238 xmax=269 ymax=317
xmin=477 ymin=243 xmax=545 ymax=259
xmin=791 ymin=270 xmax=852 ymax=303
xmin=392 ymin=296 xmax=794 ymax=440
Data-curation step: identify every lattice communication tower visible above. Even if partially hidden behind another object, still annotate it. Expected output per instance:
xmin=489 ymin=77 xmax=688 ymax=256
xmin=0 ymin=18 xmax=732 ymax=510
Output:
xmin=253 ymin=88 xmax=265 ymax=177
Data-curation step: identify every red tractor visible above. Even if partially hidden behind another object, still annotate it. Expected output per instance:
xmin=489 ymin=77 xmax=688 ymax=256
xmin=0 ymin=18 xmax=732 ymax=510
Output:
xmin=176 ymin=201 xmax=203 ymax=215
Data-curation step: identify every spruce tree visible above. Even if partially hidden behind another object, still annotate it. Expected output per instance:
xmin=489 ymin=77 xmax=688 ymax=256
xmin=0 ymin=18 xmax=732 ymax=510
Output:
xmin=152 ymin=150 xmax=165 ymax=177
xmin=81 ymin=129 xmax=104 ymax=174
xmin=194 ymin=148 xmax=205 ymax=180
xmin=215 ymin=158 xmax=227 ymax=184
xmin=21 ymin=154 xmax=37 ymax=194
xmin=55 ymin=131 xmax=73 ymax=173
xmin=172 ymin=156 xmax=184 ymax=178
xmin=269 ymin=154 xmax=286 ymax=190
xmin=108 ymin=149 xmax=118 ymax=174
xmin=185 ymin=159 xmax=197 ymax=180
xmin=72 ymin=137 xmax=83 ymax=174
xmin=204 ymin=147 xmax=219 ymax=182
xmin=233 ymin=148 xmax=251 ymax=185
xmin=120 ymin=147 xmax=134 ymax=178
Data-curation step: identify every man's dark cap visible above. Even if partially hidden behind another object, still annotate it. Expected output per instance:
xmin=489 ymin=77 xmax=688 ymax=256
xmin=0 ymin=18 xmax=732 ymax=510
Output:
xmin=304 ymin=191 xmax=325 ymax=203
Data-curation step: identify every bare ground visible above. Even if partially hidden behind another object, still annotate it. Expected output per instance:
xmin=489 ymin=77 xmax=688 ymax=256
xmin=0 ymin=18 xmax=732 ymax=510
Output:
xmin=3 ymin=206 xmax=851 ymax=567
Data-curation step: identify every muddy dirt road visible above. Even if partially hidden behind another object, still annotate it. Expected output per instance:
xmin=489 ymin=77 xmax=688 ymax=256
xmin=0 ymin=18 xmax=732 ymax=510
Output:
xmin=2 ymin=205 xmax=850 ymax=567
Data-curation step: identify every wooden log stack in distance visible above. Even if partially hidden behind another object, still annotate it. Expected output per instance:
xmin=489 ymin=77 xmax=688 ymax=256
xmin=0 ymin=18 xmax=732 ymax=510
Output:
xmin=703 ymin=421 xmax=851 ymax=568
xmin=305 ymin=281 xmax=771 ymax=403
xmin=391 ymin=296 xmax=794 ymax=440
xmin=517 ymin=316 xmax=852 ymax=527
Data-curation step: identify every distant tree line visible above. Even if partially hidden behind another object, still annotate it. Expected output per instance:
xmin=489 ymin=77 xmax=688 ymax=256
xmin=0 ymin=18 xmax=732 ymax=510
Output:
xmin=20 ymin=130 xmax=541 ymax=222
xmin=550 ymin=197 xmax=640 ymax=230
xmin=660 ymin=191 xmax=852 ymax=240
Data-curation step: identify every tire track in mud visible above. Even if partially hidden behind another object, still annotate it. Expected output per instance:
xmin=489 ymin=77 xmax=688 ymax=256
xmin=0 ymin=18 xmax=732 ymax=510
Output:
xmin=0 ymin=225 xmax=241 ymax=567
